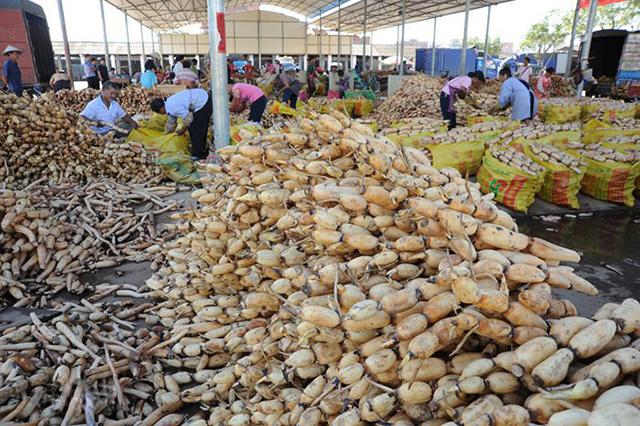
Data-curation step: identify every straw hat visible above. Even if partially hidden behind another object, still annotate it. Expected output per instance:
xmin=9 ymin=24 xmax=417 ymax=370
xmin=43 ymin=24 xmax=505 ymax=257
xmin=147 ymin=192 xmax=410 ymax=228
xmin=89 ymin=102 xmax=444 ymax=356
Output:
xmin=3 ymin=45 xmax=22 ymax=56
xmin=175 ymin=69 xmax=198 ymax=83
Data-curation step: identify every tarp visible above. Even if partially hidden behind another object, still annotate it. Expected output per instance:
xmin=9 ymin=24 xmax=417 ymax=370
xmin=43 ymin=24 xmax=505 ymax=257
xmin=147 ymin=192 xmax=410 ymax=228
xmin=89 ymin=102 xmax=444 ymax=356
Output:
xmin=579 ymin=0 xmax=626 ymax=8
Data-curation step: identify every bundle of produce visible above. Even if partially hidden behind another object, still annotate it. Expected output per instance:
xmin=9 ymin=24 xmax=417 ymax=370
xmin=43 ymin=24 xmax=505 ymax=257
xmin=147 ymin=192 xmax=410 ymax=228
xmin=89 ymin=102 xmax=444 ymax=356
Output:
xmin=117 ymin=86 xmax=164 ymax=115
xmin=492 ymin=122 xmax=582 ymax=146
xmin=40 ymin=88 xmax=99 ymax=113
xmin=0 ymin=178 xmax=178 ymax=306
xmin=579 ymin=98 xmax=637 ymax=122
xmin=478 ymin=144 xmax=545 ymax=211
xmin=570 ymin=142 xmax=640 ymax=207
xmin=0 ymin=296 xmax=181 ymax=425
xmin=524 ymin=143 xmax=587 ymax=208
xmin=134 ymin=110 xmax=640 ymax=426
xmin=380 ymin=118 xmax=447 ymax=146
xmin=531 ymin=75 xmax=573 ymax=98
xmin=539 ymin=98 xmax=582 ymax=124
xmin=0 ymin=93 xmax=162 ymax=188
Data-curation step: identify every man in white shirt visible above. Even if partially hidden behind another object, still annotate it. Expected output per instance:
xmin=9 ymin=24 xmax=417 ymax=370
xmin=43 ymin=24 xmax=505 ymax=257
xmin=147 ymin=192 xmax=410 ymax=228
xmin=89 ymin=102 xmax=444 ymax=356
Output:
xmin=149 ymin=70 xmax=212 ymax=159
xmin=80 ymin=81 xmax=138 ymax=135
xmin=172 ymin=55 xmax=184 ymax=76
xmin=516 ymin=57 xmax=533 ymax=84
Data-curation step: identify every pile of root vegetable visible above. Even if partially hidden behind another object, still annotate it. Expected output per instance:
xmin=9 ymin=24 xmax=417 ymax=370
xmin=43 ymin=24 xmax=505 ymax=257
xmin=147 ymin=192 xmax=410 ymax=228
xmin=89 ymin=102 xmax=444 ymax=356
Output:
xmin=40 ymin=86 xmax=163 ymax=115
xmin=0 ymin=92 xmax=162 ymax=188
xmin=375 ymin=74 xmax=505 ymax=126
xmin=121 ymin=109 xmax=640 ymax=425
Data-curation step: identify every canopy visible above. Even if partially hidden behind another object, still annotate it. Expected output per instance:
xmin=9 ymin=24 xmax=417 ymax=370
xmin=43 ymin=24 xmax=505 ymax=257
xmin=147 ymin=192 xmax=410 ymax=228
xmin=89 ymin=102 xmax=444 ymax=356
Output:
xmin=106 ymin=0 xmax=515 ymax=32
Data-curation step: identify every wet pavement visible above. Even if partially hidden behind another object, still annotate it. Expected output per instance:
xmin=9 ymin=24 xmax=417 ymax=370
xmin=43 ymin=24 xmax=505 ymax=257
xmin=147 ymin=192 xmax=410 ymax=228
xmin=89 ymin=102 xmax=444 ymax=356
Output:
xmin=519 ymin=212 xmax=640 ymax=316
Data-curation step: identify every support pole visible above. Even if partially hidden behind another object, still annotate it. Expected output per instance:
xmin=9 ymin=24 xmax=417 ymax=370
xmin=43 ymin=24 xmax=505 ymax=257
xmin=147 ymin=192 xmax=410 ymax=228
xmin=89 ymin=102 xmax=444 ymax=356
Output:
xmin=578 ymin=0 xmax=598 ymax=96
xmin=399 ymin=0 xmax=406 ymax=75
xmin=482 ymin=5 xmax=491 ymax=77
xmin=56 ymin=0 xmax=73 ymax=84
xmin=98 ymin=0 xmax=110 ymax=66
xmin=304 ymin=17 xmax=308 ymax=71
xmin=151 ymin=30 xmax=155 ymax=55
xmin=460 ymin=0 xmax=471 ymax=75
xmin=207 ymin=0 xmax=230 ymax=148
xmin=565 ymin=0 xmax=581 ymax=76
xmin=337 ymin=0 xmax=341 ymax=69
xmin=124 ymin=10 xmax=132 ymax=75
xmin=395 ymin=26 xmax=399 ymax=68
xmin=431 ymin=18 xmax=437 ymax=76
xmin=369 ymin=31 xmax=374 ymax=70
xmin=362 ymin=0 xmax=367 ymax=70
xmin=319 ymin=11 xmax=323 ymax=69
xmin=140 ymin=22 xmax=146 ymax=64
xmin=258 ymin=10 xmax=262 ymax=67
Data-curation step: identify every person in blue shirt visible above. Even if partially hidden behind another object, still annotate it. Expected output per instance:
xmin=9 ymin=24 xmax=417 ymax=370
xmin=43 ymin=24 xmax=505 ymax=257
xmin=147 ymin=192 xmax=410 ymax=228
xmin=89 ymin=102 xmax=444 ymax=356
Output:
xmin=80 ymin=81 xmax=138 ymax=136
xmin=2 ymin=45 xmax=23 ymax=96
xmin=140 ymin=59 xmax=158 ymax=89
xmin=497 ymin=67 xmax=538 ymax=122
xmin=83 ymin=54 xmax=99 ymax=90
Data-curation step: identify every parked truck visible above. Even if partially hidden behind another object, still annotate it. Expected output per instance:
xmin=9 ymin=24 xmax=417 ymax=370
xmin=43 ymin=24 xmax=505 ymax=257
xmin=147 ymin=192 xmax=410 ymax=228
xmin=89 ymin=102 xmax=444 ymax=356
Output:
xmin=415 ymin=48 xmax=499 ymax=79
xmin=0 ymin=0 xmax=56 ymax=91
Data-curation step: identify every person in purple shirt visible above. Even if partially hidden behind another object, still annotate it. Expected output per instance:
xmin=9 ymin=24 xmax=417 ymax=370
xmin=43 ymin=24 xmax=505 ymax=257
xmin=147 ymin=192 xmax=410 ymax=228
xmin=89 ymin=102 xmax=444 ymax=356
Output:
xmin=2 ymin=45 xmax=23 ymax=96
xmin=439 ymin=71 xmax=484 ymax=130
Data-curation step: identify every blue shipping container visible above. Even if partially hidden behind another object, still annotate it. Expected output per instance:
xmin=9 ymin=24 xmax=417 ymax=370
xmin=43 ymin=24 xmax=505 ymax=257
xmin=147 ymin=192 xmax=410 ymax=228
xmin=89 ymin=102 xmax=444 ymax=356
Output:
xmin=415 ymin=48 xmax=477 ymax=77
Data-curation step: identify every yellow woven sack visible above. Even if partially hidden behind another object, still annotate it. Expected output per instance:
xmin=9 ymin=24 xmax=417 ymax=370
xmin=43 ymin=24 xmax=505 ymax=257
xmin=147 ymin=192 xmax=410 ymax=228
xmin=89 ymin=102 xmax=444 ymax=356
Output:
xmin=427 ymin=141 xmax=486 ymax=175
xmin=578 ymin=157 xmax=640 ymax=207
xmin=466 ymin=115 xmax=508 ymax=126
xmin=345 ymin=98 xmax=374 ymax=117
xmin=387 ymin=131 xmax=437 ymax=147
xmin=538 ymin=131 xmax=582 ymax=147
xmin=522 ymin=144 xmax=585 ymax=209
xmin=540 ymin=103 xmax=581 ymax=124
xmin=230 ymin=123 xmax=261 ymax=145
xmin=269 ymin=101 xmax=298 ymax=116
xmin=477 ymin=151 xmax=543 ymax=212
xmin=126 ymin=127 xmax=190 ymax=156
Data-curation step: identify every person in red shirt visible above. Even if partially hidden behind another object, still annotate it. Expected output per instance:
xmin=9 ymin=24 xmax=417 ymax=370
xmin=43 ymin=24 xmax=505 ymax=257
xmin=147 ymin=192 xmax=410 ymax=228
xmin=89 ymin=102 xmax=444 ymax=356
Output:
xmin=243 ymin=61 xmax=256 ymax=83
xmin=227 ymin=59 xmax=236 ymax=77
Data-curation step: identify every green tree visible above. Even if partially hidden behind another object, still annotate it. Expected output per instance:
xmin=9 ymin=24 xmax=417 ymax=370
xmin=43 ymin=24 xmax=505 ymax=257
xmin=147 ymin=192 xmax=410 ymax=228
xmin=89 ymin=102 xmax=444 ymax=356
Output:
xmin=467 ymin=36 xmax=502 ymax=55
xmin=521 ymin=13 xmax=566 ymax=64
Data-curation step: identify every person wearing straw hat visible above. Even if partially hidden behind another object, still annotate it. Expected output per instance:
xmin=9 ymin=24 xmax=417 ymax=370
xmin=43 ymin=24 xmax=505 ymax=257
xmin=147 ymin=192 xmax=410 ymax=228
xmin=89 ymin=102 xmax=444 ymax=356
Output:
xmin=149 ymin=69 xmax=212 ymax=160
xmin=2 ymin=45 xmax=23 ymax=96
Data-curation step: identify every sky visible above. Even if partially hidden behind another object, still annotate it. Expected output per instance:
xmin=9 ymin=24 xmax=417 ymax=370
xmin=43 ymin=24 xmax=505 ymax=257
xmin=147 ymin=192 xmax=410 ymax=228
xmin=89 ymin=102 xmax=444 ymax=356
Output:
xmin=33 ymin=0 xmax=580 ymax=49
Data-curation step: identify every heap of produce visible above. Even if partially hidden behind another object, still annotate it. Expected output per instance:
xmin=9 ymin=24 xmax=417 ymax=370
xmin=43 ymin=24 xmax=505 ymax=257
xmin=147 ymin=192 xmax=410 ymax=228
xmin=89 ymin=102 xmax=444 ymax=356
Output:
xmin=529 ymin=142 xmax=586 ymax=174
xmin=493 ymin=122 xmax=581 ymax=145
xmin=531 ymin=74 xmax=574 ymax=98
xmin=115 ymin=109 xmax=640 ymax=425
xmin=488 ymin=143 xmax=546 ymax=176
xmin=379 ymin=118 xmax=446 ymax=137
xmin=421 ymin=120 xmax=516 ymax=145
xmin=41 ymin=86 xmax=162 ymax=115
xmin=0 ymin=93 xmax=162 ymax=188
xmin=375 ymin=74 xmax=504 ymax=126
xmin=579 ymin=98 xmax=637 ymax=121
xmin=579 ymin=143 xmax=640 ymax=163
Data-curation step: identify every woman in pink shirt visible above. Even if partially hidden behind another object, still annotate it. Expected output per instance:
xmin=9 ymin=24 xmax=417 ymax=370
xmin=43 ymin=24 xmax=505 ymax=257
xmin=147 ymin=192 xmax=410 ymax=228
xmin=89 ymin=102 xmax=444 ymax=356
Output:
xmin=439 ymin=71 xmax=484 ymax=130
xmin=229 ymin=82 xmax=267 ymax=123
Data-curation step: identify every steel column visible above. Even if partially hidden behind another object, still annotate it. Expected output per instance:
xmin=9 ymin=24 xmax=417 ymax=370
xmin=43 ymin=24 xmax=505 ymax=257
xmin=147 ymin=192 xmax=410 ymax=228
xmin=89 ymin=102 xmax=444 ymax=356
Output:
xmin=399 ymin=0 xmax=406 ymax=75
xmin=56 ymin=0 xmax=73 ymax=84
xmin=140 ymin=22 xmax=146 ymax=64
xmin=207 ymin=0 xmax=230 ymax=148
xmin=124 ymin=10 xmax=132 ymax=75
xmin=578 ymin=0 xmax=598 ymax=96
xmin=565 ymin=0 xmax=581 ymax=76
xmin=362 ymin=0 xmax=367 ymax=70
xmin=98 ymin=0 xmax=110 ymax=66
xmin=304 ymin=17 xmax=308 ymax=70
xmin=319 ymin=11 xmax=323 ymax=68
xmin=151 ymin=30 xmax=155 ymax=54
xmin=482 ymin=5 xmax=491 ymax=77
xmin=460 ymin=0 xmax=471 ymax=75
xmin=337 ymin=0 xmax=341 ymax=68
xmin=395 ymin=26 xmax=399 ymax=68
xmin=370 ymin=31 xmax=374 ymax=70
xmin=431 ymin=18 xmax=437 ymax=76
xmin=258 ymin=10 xmax=262 ymax=67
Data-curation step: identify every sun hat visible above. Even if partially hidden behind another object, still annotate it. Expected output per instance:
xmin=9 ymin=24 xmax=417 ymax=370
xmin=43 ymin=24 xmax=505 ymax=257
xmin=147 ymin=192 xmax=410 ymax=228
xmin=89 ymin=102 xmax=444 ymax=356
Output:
xmin=3 ymin=45 xmax=22 ymax=56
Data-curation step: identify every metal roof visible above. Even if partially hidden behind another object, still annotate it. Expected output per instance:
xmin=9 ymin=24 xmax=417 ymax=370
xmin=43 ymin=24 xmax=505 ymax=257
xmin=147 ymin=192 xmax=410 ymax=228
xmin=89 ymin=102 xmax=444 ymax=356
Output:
xmin=105 ymin=0 xmax=336 ymax=31
xmin=106 ymin=0 xmax=514 ymax=32
xmin=312 ymin=0 xmax=515 ymax=33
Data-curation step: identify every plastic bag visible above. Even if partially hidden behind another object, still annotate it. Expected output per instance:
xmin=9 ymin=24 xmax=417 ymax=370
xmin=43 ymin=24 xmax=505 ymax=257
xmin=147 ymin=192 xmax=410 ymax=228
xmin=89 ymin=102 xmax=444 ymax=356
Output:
xmin=540 ymin=103 xmax=581 ymax=124
xmin=345 ymin=98 xmax=374 ymax=117
xmin=269 ymin=101 xmax=299 ymax=116
xmin=578 ymin=157 xmax=640 ymax=207
xmin=230 ymin=123 xmax=261 ymax=145
xmin=155 ymin=153 xmax=200 ymax=184
xmin=477 ymin=151 xmax=543 ymax=212
xmin=522 ymin=144 xmax=585 ymax=209
xmin=427 ymin=141 xmax=486 ymax=175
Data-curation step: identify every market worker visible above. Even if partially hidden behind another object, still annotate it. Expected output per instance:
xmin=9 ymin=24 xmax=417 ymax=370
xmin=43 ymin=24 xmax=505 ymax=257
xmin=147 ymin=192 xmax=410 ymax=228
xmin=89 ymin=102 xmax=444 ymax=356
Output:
xmin=534 ymin=67 xmax=555 ymax=99
xmin=80 ymin=81 xmax=138 ymax=135
xmin=229 ymin=82 xmax=267 ymax=124
xmin=152 ymin=70 xmax=212 ymax=160
xmin=49 ymin=69 xmax=71 ymax=92
xmin=2 ymin=45 xmax=23 ymax=95
xmin=140 ymin=59 xmax=158 ymax=89
xmin=440 ymin=72 xmax=483 ymax=130
xmin=516 ymin=56 xmax=533 ymax=85
xmin=83 ymin=54 xmax=99 ymax=89
xmin=497 ymin=67 xmax=538 ymax=122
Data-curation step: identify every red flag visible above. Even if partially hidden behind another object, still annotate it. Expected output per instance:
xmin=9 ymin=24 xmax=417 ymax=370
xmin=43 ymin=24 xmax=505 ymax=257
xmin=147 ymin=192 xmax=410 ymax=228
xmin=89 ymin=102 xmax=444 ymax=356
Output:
xmin=579 ymin=0 xmax=626 ymax=8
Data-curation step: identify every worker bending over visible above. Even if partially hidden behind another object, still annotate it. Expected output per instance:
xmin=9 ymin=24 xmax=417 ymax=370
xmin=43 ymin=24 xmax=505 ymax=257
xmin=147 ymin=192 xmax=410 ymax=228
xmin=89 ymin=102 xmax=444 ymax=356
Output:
xmin=497 ymin=67 xmax=538 ymax=122
xmin=149 ymin=70 xmax=212 ymax=160
xmin=80 ymin=81 xmax=138 ymax=136
xmin=49 ymin=69 xmax=71 ymax=92
xmin=229 ymin=82 xmax=267 ymax=124
xmin=440 ymin=71 xmax=484 ymax=130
